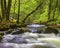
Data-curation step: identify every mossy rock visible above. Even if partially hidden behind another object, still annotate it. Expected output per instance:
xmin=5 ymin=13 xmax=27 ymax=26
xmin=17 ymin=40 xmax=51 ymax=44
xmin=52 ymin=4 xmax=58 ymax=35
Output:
xmin=0 ymin=33 xmax=4 ymax=42
xmin=17 ymin=27 xmax=29 ymax=32
xmin=10 ymin=23 xmax=17 ymax=29
xmin=6 ymin=29 xmax=13 ymax=34
xmin=11 ymin=29 xmax=24 ymax=35
xmin=0 ymin=28 xmax=9 ymax=31
xmin=0 ymin=25 xmax=9 ymax=31
xmin=0 ymin=32 xmax=4 ymax=36
xmin=0 ymin=36 xmax=2 ymax=42
xmin=17 ymin=28 xmax=25 ymax=33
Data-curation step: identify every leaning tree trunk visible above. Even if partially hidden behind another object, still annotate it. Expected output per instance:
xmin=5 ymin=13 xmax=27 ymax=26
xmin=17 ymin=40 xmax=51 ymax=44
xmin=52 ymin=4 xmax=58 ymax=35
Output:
xmin=22 ymin=3 xmax=42 ymax=23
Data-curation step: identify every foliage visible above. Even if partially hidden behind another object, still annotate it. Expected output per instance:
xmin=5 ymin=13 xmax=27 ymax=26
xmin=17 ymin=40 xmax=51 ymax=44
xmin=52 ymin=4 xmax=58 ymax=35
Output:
xmin=0 ymin=0 xmax=60 ymax=30
xmin=20 ymin=0 xmax=60 ymax=24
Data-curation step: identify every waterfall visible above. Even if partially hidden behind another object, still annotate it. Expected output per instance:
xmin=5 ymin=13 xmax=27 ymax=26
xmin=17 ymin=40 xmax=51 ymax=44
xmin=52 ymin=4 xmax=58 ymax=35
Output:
xmin=27 ymin=24 xmax=46 ymax=33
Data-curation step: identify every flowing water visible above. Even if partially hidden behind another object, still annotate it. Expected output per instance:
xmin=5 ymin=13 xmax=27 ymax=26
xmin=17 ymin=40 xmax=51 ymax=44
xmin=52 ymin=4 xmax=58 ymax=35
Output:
xmin=0 ymin=24 xmax=60 ymax=48
xmin=27 ymin=24 xmax=46 ymax=33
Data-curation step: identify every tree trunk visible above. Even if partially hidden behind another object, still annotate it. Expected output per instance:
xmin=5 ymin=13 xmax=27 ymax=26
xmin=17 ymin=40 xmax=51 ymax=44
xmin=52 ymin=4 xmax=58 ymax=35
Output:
xmin=52 ymin=0 xmax=58 ymax=20
xmin=6 ymin=0 xmax=12 ymax=20
xmin=1 ymin=0 xmax=5 ymax=19
xmin=14 ymin=0 xmax=16 ymax=16
xmin=1 ymin=0 xmax=12 ymax=21
xmin=17 ymin=0 xmax=20 ymax=24
xmin=48 ymin=0 xmax=51 ymax=20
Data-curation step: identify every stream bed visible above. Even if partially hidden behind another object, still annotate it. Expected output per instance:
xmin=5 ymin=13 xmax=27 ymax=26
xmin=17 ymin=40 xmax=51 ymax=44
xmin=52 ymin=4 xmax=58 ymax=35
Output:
xmin=0 ymin=32 xmax=60 ymax=48
xmin=0 ymin=24 xmax=60 ymax=48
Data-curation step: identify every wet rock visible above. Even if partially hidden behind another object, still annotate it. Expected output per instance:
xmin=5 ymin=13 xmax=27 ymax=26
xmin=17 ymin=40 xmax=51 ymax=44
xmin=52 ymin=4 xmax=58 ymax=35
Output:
xmin=45 ymin=27 xmax=58 ymax=35
xmin=1 ymin=32 xmax=60 ymax=48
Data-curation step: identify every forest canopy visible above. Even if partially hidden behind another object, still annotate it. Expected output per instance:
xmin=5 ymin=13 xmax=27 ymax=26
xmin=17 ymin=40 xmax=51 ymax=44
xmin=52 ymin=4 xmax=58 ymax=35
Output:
xmin=0 ymin=0 xmax=60 ymax=26
xmin=20 ymin=0 xmax=60 ymax=24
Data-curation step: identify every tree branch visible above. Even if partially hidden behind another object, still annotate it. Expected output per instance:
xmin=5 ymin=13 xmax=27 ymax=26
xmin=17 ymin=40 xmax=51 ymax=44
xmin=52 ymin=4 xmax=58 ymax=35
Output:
xmin=22 ymin=3 xmax=42 ymax=22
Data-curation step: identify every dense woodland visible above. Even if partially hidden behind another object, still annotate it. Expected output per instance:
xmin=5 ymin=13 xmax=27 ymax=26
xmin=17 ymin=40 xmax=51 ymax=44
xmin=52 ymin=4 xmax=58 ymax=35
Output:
xmin=0 ymin=0 xmax=60 ymax=30
xmin=0 ymin=0 xmax=60 ymax=48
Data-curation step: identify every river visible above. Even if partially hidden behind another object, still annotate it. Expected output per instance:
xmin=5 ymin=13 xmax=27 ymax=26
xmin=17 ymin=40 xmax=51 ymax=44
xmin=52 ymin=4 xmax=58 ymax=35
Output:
xmin=0 ymin=24 xmax=60 ymax=48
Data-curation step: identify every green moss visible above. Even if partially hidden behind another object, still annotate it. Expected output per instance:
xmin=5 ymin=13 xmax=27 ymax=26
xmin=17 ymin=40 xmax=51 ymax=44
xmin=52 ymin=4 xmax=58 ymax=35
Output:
xmin=0 ymin=32 xmax=4 ymax=42
xmin=0 ymin=32 xmax=4 ymax=36
xmin=6 ymin=29 xmax=13 ymax=34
